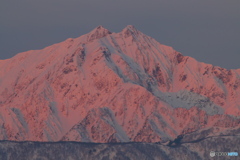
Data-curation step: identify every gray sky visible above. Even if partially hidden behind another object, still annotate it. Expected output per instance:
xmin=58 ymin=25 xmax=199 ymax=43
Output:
xmin=1 ymin=0 xmax=239 ymax=69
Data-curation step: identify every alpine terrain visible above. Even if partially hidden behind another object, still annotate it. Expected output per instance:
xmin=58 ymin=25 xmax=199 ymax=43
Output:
xmin=0 ymin=25 xmax=239 ymax=159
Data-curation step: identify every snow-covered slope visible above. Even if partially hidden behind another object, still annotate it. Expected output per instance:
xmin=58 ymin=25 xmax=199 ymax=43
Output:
xmin=0 ymin=25 xmax=239 ymax=142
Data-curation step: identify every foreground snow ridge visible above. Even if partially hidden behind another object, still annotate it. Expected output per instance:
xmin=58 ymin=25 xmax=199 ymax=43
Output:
xmin=0 ymin=25 xmax=239 ymax=143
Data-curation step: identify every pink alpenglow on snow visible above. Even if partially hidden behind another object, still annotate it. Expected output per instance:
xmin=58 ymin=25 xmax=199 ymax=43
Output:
xmin=0 ymin=25 xmax=239 ymax=143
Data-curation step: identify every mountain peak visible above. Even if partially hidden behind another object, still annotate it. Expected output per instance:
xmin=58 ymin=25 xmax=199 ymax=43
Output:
xmin=124 ymin=25 xmax=137 ymax=31
xmin=95 ymin=25 xmax=108 ymax=31
xmin=122 ymin=25 xmax=140 ymax=38
xmin=87 ymin=25 xmax=112 ymax=42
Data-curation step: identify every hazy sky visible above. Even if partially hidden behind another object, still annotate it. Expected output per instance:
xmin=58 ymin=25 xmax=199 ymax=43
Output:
xmin=1 ymin=0 xmax=239 ymax=69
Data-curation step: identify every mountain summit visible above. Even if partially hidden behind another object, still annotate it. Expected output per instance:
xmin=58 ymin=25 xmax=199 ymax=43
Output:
xmin=0 ymin=26 xmax=239 ymax=143
xmin=87 ymin=25 xmax=112 ymax=42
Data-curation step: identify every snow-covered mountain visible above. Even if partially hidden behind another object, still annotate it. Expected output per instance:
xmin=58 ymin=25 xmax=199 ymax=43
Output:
xmin=0 ymin=25 xmax=239 ymax=143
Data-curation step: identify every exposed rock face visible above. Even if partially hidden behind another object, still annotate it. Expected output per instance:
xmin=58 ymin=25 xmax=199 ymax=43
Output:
xmin=0 ymin=25 xmax=239 ymax=144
